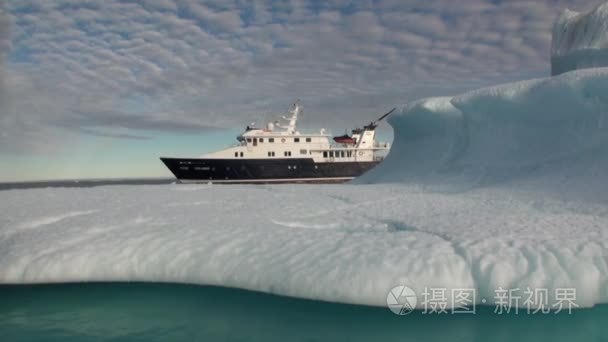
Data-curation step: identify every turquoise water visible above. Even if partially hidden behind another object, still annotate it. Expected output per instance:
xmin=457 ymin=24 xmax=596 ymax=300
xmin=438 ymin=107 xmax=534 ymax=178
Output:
xmin=0 ymin=283 xmax=607 ymax=341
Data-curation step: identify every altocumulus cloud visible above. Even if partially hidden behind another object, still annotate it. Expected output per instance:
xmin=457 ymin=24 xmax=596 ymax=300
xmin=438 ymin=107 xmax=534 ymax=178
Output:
xmin=0 ymin=0 xmax=604 ymax=154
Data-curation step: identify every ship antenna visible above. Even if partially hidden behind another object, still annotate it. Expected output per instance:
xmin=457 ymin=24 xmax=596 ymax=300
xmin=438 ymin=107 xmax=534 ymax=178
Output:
xmin=364 ymin=107 xmax=396 ymax=130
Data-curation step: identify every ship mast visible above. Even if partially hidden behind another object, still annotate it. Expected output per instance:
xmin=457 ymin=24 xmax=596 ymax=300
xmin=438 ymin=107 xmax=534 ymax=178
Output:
xmin=279 ymin=100 xmax=302 ymax=134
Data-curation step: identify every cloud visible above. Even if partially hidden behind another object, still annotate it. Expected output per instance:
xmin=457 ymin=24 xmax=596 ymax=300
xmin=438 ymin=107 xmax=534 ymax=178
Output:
xmin=77 ymin=127 xmax=153 ymax=140
xmin=0 ymin=0 xmax=9 ymax=109
xmin=1 ymin=0 xmax=606 ymax=154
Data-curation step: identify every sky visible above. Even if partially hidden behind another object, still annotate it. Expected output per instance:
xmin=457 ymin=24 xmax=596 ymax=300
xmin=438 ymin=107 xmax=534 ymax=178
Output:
xmin=0 ymin=0 xmax=604 ymax=181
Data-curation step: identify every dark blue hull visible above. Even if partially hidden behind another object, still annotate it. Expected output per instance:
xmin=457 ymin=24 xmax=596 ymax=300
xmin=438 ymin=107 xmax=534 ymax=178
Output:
xmin=160 ymin=157 xmax=380 ymax=183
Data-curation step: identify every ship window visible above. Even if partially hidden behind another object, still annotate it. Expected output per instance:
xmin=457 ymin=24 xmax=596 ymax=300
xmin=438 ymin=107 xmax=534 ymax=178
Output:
xmin=269 ymin=138 xmax=274 ymax=143
xmin=259 ymin=138 xmax=264 ymax=143
xmin=235 ymin=152 xmax=238 ymax=157
xmin=240 ymin=152 xmax=244 ymax=157
xmin=323 ymin=151 xmax=328 ymax=158
xmin=294 ymin=138 xmax=300 ymax=143
xmin=246 ymin=138 xmax=252 ymax=143
xmin=329 ymin=151 xmax=334 ymax=158
xmin=341 ymin=151 xmax=345 ymax=158
xmin=306 ymin=137 xmax=311 ymax=142
xmin=347 ymin=151 xmax=352 ymax=157
xmin=300 ymin=149 xmax=307 ymax=154
xmin=272 ymin=152 xmax=275 ymax=156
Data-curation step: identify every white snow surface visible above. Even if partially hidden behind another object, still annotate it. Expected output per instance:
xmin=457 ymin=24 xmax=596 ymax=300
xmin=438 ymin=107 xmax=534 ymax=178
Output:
xmin=3 ymin=46 xmax=608 ymax=309
xmin=1 ymin=183 xmax=607 ymax=308
xmin=551 ymin=2 xmax=608 ymax=75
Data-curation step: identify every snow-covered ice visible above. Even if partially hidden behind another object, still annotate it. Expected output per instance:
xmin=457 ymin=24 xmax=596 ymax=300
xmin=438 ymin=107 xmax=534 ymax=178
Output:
xmin=1 ymin=177 xmax=608 ymax=308
xmin=1 ymin=176 xmax=608 ymax=309
xmin=552 ymin=2 xmax=608 ymax=75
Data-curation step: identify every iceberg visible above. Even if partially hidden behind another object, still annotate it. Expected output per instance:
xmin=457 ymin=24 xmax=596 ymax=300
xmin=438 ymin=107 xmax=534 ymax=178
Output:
xmin=1 ymin=172 xmax=608 ymax=309
xmin=360 ymin=68 xmax=608 ymax=202
xmin=552 ymin=2 xmax=608 ymax=75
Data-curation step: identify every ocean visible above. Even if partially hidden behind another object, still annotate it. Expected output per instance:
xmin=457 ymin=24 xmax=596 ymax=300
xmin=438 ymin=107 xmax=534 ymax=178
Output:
xmin=1 ymin=282 xmax=607 ymax=342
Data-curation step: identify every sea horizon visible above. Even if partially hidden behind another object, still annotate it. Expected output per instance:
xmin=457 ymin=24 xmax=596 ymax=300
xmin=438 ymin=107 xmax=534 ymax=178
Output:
xmin=0 ymin=177 xmax=176 ymax=191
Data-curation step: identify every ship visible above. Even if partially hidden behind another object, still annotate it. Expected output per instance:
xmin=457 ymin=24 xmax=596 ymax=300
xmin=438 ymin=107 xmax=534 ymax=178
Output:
xmin=160 ymin=101 xmax=393 ymax=184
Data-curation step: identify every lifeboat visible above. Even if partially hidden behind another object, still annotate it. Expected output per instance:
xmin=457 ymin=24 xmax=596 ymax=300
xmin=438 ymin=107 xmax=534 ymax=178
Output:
xmin=333 ymin=134 xmax=355 ymax=144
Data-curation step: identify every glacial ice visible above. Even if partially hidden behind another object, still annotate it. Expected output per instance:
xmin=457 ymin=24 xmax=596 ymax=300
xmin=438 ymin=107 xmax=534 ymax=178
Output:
xmin=1 ymin=168 xmax=608 ymax=309
xmin=359 ymin=68 xmax=608 ymax=203
xmin=552 ymin=2 xmax=608 ymax=75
